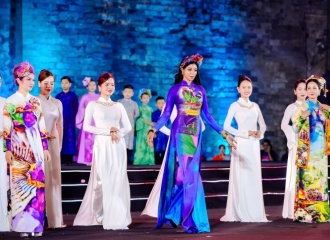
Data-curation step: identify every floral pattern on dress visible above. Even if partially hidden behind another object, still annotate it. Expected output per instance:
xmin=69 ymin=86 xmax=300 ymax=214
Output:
xmin=292 ymin=100 xmax=330 ymax=223
xmin=3 ymin=93 xmax=48 ymax=232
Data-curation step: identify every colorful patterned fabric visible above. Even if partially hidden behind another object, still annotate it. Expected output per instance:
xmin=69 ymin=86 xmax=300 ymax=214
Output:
xmin=3 ymin=92 xmax=48 ymax=232
xmin=293 ymin=100 xmax=330 ymax=223
xmin=153 ymin=81 xmax=222 ymax=233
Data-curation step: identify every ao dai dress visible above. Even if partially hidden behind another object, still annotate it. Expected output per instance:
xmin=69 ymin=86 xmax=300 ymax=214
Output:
xmin=3 ymin=92 xmax=48 ymax=233
xmin=37 ymin=95 xmax=64 ymax=228
xmin=221 ymin=98 xmax=268 ymax=222
xmin=281 ymin=100 xmax=302 ymax=219
xmin=75 ymin=93 xmax=99 ymax=164
xmin=152 ymin=81 xmax=222 ymax=233
xmin=292 ymin=100 xmax=330 ymax=222
xmin=73 ymin=97 xmax=132 ymax=230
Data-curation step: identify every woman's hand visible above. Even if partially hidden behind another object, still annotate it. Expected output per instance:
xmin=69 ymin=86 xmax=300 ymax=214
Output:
xmin=0 ymin=131 xmax=3 ymax=138
xmin=47 ymin=133 xmax=56 ymax=140
xmin=225 ymin=135 xmax=237 ymax=150
xmin=248 ymin=130 xmax=261 ymax=138
xmin=110 ymin=132 xmax=119 ymax=143
xmin=301 ymin=110 xmax=311 ymax=119
xmin=110 ymin=127 xmax=119 ymax=133
xmin=44 ymin=150 xmax=51 ymax=162
xmin=320 ymin=104 xmax=330 ymax=111
xmin=5 ymin=151 xmax=14 ymax=165
xmin=110 ymin=127 xmax=120 ymax=143
xmin=147 ymin=129 xmax=156 ymax=148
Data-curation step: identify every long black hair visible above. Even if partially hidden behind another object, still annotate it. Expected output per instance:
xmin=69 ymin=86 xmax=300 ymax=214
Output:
xmin=174 ymin=61 xmax=202 ymax=85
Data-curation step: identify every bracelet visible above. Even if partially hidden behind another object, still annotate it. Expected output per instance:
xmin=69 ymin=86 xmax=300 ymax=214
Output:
xmin=221 ymin=132 xmax=229 ymax=139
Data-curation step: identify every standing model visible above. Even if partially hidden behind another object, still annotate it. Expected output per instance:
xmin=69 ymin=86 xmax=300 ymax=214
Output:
xmin=220 ymin=75 xmax=268 ymax=222
xmin=292 ymin=75 xmax=330 ymax=222
xmin=37 ymin=69 xmax=65 ymax=228
xmin=147 ymin=54 xmax=233 ymax=233
xmin=4 ymin=62 xmax=51 ymax=237
xmin=281 ymin=79 xmax=306 ymax=219
xmin=73 ymin=72 xmax=132 ymax=230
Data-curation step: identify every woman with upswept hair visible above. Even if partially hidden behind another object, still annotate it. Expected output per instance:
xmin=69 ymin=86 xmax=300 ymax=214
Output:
xmin=146 ymin=54 xmax=234 ymax=233
xmin=73 ymin=72 xmax=132 ymax=230
xmin=4 ymin=62 xmax=51 ymax=237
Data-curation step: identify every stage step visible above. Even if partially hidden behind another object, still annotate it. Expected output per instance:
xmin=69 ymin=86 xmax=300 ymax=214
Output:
xmin=60 ymin=162 xmax=299 ymax=214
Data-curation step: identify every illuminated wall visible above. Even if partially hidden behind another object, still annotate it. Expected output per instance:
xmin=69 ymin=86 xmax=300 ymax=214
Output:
xmin=0 ymin=0 xmax=327 ymax=158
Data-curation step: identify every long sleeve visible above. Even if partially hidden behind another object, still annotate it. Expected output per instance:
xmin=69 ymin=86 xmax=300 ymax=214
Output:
xmin=134 ymin=102 xmax=140 ymax=119
xmin=224 ymin=103 xmax=249 ymax=138
xmin=159 ymin=103 xmax=175 ymax=136
xmin=292 ymin=104 xmax=308 ymax=133
xmin=154 ymin=85 xmax=177 ymax=131
xmin=118 ymin=103 xmax=132 ymax=137
xmin=76 ymin=95 xmax=86 ymax=129
xmin=135 ymin=106 xmax=144 ymax=132
xmin=281 ymin=104 xmax=296 ymax=149
xmin=256 ymin=104 xmax=266 ymax=139
xmin=38 ymin=101 xmax=49 ymax=150
xmin=56 ymin=100 xmax=64 ymax=150
xmin=200 ymin=86 xmax=223 ymax=133
xmin=83 ymin=102 xmax=111 ymax=135
xmin=73 ymin=93 xmax=79 ymax=118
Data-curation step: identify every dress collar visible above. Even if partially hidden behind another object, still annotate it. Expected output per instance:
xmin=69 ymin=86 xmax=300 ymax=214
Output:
xmin=237 ymin=97 xmax=252 ymax=107
xmin=38 ymin=94 xmax=52 ymax=101
xmin=16 ymin=91 xmax=31 ymax=100
xmin=98 ymin=96 xmax=113 ymax=103
xmin=181 ymin=80 xmax=195 ymax=87
xmin=307 ymin=99 xmax=319 ymax=111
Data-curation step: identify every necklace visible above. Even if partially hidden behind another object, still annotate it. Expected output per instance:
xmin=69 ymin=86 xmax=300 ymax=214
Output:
xmin=237 ymin=101 xmax=254 ymax=109
xmin=96 ymin=100 xmax=116 ymax=107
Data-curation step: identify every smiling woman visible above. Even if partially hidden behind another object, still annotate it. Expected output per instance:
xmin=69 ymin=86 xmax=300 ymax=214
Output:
xmin=37 ymin=69 xmax=65 ymax=229
xmin=221 ymin=74 xmax=268 ymax=223
xmin=3 ymin=62 xmax=51 ymax=237
xmin=292 ymin=75 xmax=330 ymax=223
xmin=145 ymin=54 xmax=233 ymax=234
xmin=73 ymin=72 xmax=132 ymax=230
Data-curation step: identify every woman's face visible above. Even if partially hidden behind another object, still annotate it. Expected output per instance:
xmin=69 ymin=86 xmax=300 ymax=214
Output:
xmin=39 ymin=76 xmax=54 ymax=95
xmin=87 ymin=81 xmax=96 ymax=93
xmin=306 ymin=81 xmax=320 ymax=101
xmin=182 ymin=63 xmax=198 ymax=82
xmin=294 ymin=82 xmax=306 ymax=101
xmin=98 ymin=78 xmax=115 ymax=97
xmin=237 ymin=80 xmax=252 ymax=99
xmin=17 ymin=73 xmax=35 ymax=92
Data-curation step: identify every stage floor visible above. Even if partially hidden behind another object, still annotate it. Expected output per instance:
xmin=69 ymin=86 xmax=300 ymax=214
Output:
xmin=2 ymin=206 xmax=329 ymax=240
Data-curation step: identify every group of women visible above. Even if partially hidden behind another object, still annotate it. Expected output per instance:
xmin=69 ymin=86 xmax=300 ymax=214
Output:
xmin=0 ymin=54 xmax=330 ymax=237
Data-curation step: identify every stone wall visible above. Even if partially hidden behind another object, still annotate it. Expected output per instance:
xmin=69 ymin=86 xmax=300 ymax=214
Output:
xmin=0 ymin=0 xmax=328 ymax=159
